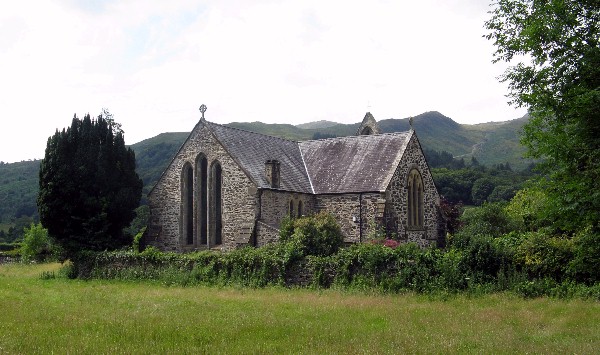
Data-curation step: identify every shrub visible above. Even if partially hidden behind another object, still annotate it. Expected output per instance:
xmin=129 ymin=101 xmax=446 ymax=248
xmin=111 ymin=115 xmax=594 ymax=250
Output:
xmin=450 ymin=233 xmax=514 ymax=284
xmin=515 ymin=231 xmax=574 ymax=282
xmin=278 ymin=215 xmax=295 ymax=242
xmin=506 ymin=187 xmax=550 ymax=231
xmin=21 ymin=223 xmax=55 ymax=262
xmin=132 ymin=226 xmax=146 ymax=253
xmin=568 ymin=225 xmax=600 ymax=284
xmin=327 ymin=242 xmax=442 ymax=293
xmin=283 ymin=212 xmax=343 ymax=257
xmin=456 ymin=202 xmax=517 ymax=239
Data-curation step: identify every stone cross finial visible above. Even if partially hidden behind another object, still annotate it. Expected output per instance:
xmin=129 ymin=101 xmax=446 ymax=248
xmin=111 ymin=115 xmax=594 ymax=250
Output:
xmin=409 ymin=116 xmax=414 ymax=129
xmin=199 ymin=104 xmax=207 ymax=120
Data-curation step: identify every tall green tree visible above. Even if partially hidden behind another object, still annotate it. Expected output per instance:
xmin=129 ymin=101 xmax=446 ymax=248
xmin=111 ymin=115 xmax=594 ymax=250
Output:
xmin=37 ymin=110 xmax=142 ymax=258
xmin=485 ymin=0 xmax=600 ymax=231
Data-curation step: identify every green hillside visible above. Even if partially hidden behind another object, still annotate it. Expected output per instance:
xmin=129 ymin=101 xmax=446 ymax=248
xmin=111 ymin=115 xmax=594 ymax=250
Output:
xmin=0 ymin=161 xmax=40 ymax=223
xmin=296 ymin=120 xmax=340 ymax=129
xmin=462 ymin=116 xmax=530 ymax=167
xmin=379 ymin=111 xmax=486 ymax=156
xmin=131 ymin=132 xmax=188 ymax=200
xmin=227 ymin=122 xmax=310 ymax=141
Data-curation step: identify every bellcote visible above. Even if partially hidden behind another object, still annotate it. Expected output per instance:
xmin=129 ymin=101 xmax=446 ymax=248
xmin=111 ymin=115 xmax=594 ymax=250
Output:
xmin=356 ymin=112 xmax=381 ymax=135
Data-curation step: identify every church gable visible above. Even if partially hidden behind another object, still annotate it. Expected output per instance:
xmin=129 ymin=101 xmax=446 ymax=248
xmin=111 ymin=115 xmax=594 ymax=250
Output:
xmin=147 ymin=121 xmax=258 ymax=252
xmin=383 ymin=132 xmax=443 ymax=247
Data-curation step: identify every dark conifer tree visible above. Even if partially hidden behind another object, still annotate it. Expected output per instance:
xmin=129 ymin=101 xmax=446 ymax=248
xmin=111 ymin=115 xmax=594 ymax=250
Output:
xmin=37 ymin=111 xmax=142 ymax=258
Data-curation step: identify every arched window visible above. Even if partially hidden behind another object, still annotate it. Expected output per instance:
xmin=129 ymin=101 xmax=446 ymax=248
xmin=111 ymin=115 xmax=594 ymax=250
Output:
xmin=297 ymin=200 xmax=303 ymax=218
xmin=407 ymin=169 xmax=424 ymax=229
xmin=210 ymin=161 xmax=223 ymax=245
xmin=196 ymin=155 xmax=208 ymax=245
xmin=181 ymin=163 xmax=194 ymax=245
xmin=289 ymin=200 xmax=294 ymax=217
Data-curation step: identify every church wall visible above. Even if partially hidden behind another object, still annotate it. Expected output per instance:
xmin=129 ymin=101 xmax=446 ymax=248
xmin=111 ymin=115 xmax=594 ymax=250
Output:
xmin=385 ymin=134 xmax=444 ymax=247
xmin=146 ymin=124 xmax=257 ymax=252
xmin=256 ymin=190 xmax=314 ymax=246
xmin=315 ymin=193 xmax=382 ymax=243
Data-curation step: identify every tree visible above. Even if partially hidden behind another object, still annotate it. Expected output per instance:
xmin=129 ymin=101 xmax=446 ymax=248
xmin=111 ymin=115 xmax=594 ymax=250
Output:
xmin=20 ymin=223 xmax=54 ymax=262
xmin=471 ymin=177 xmax=496 ymax=205
xmin=485 ymin=0 xmax=599 ymax=231
xmin=37 ymin=111 xmax=143 ymax=258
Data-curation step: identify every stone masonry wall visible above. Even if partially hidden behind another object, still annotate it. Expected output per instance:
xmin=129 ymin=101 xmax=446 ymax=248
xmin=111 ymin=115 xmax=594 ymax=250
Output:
xmin=255 ymin=221 xmax=280 ymax=247
xmin=256 ymin=189 xmax=314 ymax=246
xmin=147 ymin=123 xmax=257 ymax=252
xmin=259 ymin=190 xmax=314 ymax=226
xmin=385 ymin=133 xmax=443 ymax=248
xmin=315 ymin=193 xmax=382 ymax=243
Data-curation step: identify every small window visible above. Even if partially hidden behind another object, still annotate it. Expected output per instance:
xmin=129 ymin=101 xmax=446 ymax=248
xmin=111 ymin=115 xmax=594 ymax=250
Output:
xmin=297 ymin=201 xmax=303 ymax=218
xmin=289 ymin=200 xmax=294 ymax=217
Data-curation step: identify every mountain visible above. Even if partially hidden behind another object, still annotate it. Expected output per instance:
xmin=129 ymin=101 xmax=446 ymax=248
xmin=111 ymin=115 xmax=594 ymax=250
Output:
xmin=223 ymin=112 xmax=530 ymax=168
xmin=0 ymin=160 xmax=40 ymax=225
xmin=461 ymin=115 xmax=531 ymax=167
xmin=296 ymin=120 xmax=340 ymax=129
xmin=0 ymin=111 xmax=533 ymax=224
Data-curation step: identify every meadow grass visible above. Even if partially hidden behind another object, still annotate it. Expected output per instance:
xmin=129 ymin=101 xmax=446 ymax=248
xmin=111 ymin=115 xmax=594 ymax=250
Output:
xmin=1 ymin=263 xmax=598 ymax=354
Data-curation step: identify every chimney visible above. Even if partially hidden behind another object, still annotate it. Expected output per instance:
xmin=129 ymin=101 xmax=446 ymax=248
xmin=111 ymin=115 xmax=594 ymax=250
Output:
xmin=265 ymin=160 xmax=280 ymax=188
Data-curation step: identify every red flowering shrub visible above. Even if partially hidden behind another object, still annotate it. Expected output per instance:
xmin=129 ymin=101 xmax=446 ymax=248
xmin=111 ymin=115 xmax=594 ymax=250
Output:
xmin=383 ymin=239 xmax=400 ymax=249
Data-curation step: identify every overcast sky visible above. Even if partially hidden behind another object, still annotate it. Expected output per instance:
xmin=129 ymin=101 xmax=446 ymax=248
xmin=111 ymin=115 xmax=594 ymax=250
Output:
xmin=0 ymin=0 xmax=526 ymax=163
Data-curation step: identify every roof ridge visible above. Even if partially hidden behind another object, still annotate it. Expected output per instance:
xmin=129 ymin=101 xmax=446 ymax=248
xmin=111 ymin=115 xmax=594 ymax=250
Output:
xmin=206 ymin=120 xmax=298 ymax=143
xmin=301 ymin=130 xmax=411 ymax=143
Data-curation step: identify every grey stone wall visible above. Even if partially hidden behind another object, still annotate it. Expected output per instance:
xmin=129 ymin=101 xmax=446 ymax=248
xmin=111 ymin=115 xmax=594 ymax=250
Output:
xmin=385 ymin=132 xmax=443 ymax=247
xmin=315 ymin=193 xmax=382 ymax=243
xmin=147 ymin=123 xmax=257 ymax=252
xmin=258 ymin=190 xmax=313 ymax=228
xmin=255 ymin=189 xmax=314 ymax=246
xmin=255 ymin=221 xmax=280 ymax=247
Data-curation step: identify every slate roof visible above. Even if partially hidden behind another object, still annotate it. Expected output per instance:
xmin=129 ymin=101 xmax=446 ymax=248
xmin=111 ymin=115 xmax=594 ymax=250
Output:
xmin=205 ymin=121 xmax=313 ymax=193
xmin=299 ymin=132 xmax=412 ymax=194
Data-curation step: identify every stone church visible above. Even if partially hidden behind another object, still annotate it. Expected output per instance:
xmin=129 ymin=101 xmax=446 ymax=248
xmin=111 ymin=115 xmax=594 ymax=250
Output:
xmin=144 ymin=107 xmax=445 ymax=252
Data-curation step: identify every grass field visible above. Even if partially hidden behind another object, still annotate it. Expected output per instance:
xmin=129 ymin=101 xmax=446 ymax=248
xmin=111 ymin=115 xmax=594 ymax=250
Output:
xmin=1 ymin=263 xmax=599 ymax=354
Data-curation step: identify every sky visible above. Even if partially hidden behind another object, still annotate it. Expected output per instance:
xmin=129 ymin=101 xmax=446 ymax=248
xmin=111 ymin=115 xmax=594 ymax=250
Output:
xmin=0 ymin=0 xmax=527 ymax=163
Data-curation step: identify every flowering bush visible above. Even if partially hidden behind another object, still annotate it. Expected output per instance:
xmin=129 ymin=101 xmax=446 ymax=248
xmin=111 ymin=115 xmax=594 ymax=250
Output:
xmin=383 ymin=239 xmax=400 ymax=249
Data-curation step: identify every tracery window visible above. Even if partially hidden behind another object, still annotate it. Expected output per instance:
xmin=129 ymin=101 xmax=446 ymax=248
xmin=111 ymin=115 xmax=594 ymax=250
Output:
xmin=181 ymin=156 xmax=223 ymax=248
xmin=407 ymin=169 xmax=424 ymax=229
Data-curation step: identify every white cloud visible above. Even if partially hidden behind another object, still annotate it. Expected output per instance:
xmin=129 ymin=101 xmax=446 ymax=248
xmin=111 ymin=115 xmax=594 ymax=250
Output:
xmin=0 ymin=0 xmax=526 ymax=163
